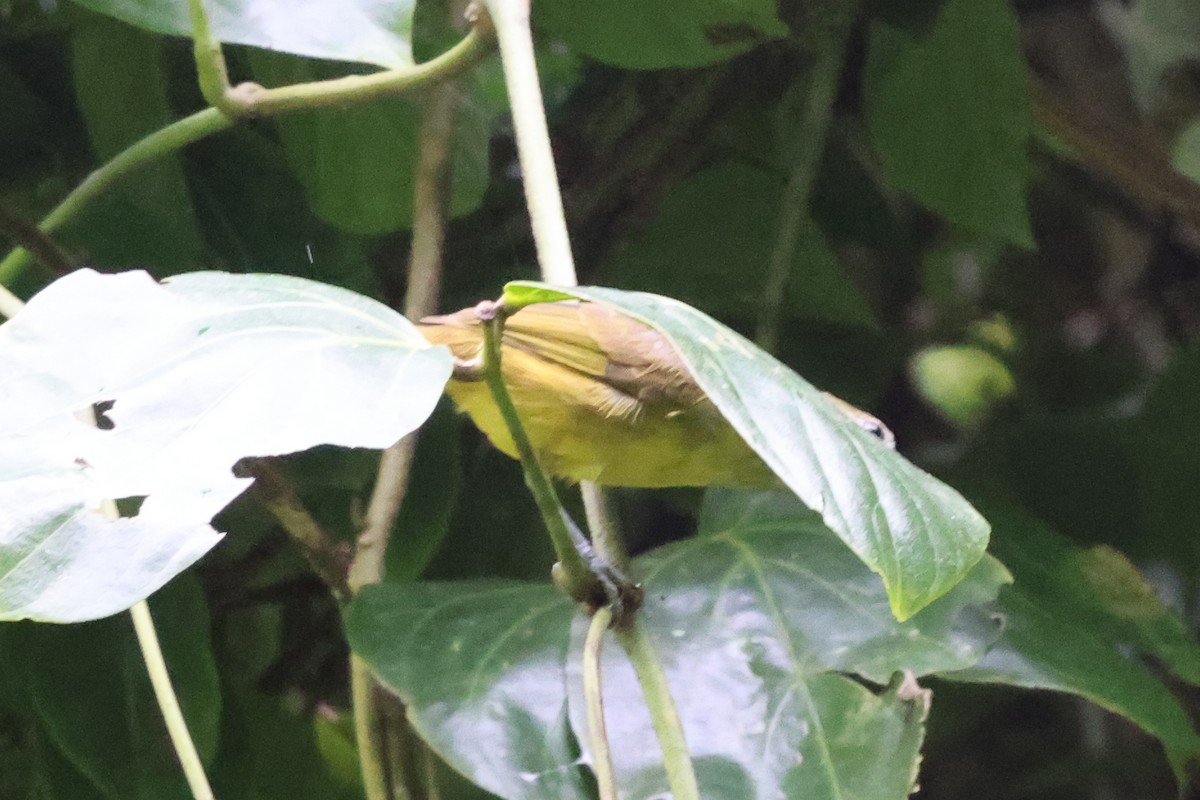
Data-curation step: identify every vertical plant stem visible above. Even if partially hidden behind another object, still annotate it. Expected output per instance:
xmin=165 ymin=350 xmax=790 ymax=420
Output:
xmin=130 ymin=601 xmax=215 ymax=800
xmin=581 ymin=484 xmax=629 ymax=573
xmin=349 ymin=80 xmax=464 ymax=800
xmin=613 ymin=620 xmax=699 ymax=800
xmin=755 ymin=13 xmax=854 ymax=353
xmin=583 ymin=607 xmax=618 ymax=800
xmin=352 ymin=655 xmax=396 ymax=800
xmin=485 ymin=3 xmax=697 ymax=794
xmin=485 ymin=0 xmax=576 ymax=284
xmin=479 ymin=312 xmax=596 ymax=598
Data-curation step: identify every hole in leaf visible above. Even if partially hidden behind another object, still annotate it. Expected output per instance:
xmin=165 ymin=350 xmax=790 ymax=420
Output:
xmin=93 ymin=400 xmax=116 ymax=430
xmin=115 ymin=496 xmax=147 ymax=518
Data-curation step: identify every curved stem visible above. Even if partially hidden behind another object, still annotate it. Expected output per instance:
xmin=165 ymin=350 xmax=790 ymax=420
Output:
xmin=584 ymin=607 xmax=618 ymax=800
xmin=613 ymin=620 xmax=699 ymax=800
xmin=0 ymin=25 xmax=494 ymax=287
xmin=130 ymin=600 xmax=216 ymax=800
xmin=0 ymin=108 xmax=232 ymax=285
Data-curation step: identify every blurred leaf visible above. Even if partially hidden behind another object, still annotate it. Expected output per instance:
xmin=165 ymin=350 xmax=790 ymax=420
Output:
xmin=533 ymin=0 xmax=788 ymax=69
xmin=1097 ymin=0 xmax=1200 ymax=111
xmin=910 ymin=344 xmax=1016 ymax=430
xmin=210 ymin=677 xmax=359 ymax=800
xmin=248 ymin=50 xmax=492 ymax=235
xmin=10 ymin=576 xmax=219 ymax=799
xmin=865 ymin=0 xmax=1033 ymax=246
xmin=948 ymin=504 xmax=1200 ymax=783
xmin=0 ymin=269 xmax=451 ymax=621
xmin=69 ymin=13 xmax=204 ymax=269
xmin=348 ymin=489 xmax=1007 ymax=800
xmin=71 ymin=0 xmax=415 ymax=68
xmin=1173 ymin=115 xmax=1200 ymax=198
xmin=503 ymin=282 xmax=992 ymax=619
xmin=1122 ymin=342 xmax=1200 ymax=565
xmin=603 ymin=161 xmax=877 ymax=329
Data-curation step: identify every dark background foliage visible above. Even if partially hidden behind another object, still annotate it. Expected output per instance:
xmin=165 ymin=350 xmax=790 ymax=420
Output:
xmin=1 ymin=0 xmax=1199 ymax=797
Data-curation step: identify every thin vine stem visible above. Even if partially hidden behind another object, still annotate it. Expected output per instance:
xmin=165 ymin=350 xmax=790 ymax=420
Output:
xmin=130 ymin=601 xmax=215 ymax=800
xmin=0 ymin=22 xmax=493 ymax=287
xmin=756 ymin=14 xmax=854 ymax=353
xmin=349 ymin=76 xmax=465 ymax=800
xmin=584 ymin=607 xmax=618 ymax=800
xmin=613 ymin=621 xmax=700 ymax=800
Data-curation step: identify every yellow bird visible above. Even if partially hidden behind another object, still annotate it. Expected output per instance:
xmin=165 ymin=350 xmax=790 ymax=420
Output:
xmin=417 ymin=299 xmax=892 ymax=488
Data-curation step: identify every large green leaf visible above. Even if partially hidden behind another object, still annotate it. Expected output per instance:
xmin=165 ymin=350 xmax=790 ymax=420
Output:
xmin=864 ymin=0 xmax=1033 ymax=246
xmin=602 ymin=161 xmax=877 ymax=329
xmin=502 ymin=282 xmax=991 ymax=619
xmin=70 ymin=12 xmax=205 ymax=270
xmin=347 ymin=489 xmax=1008 ymax=800
xmin=70 ymin=0 xmax=415 ymax=68
xmin=533 ymin=0 xmax=788 ymax=69
xmin=0 ymin=269 xmax=451 ymax=622
xmin=248 ymin=50 xmax=494 ymax=234
xmin=6 ymin=577 xmax=219 ymax=799
xmin=947 ymin=504 xmax=1200 ymax=783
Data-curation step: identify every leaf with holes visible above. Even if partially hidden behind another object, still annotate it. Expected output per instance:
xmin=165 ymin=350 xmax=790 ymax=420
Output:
xmin=0 ymin=269 xmax=451 ymax=622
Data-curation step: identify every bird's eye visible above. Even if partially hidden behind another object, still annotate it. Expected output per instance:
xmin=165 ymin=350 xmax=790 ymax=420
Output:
xmin=861 ymin=419 xmax=896 ymax=448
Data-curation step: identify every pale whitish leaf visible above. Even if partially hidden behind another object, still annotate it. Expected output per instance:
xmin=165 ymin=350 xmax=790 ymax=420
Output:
xmin=72 ymin=0 xmax=415 ymax=68
xmin=0 ymin=269 xmax=451 ymax=621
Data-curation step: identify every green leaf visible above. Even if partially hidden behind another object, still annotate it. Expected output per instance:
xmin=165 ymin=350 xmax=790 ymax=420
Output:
xmin=71 ymin=0 xmax=415 ymax=68
xmin=1098 ymin=0 xmax=1200 ymax=110
xmin=602 ymin=161 xmax=877 ymax=329
xmin=348 ymin=489 xmax=1007 ymax=800
xmin=947 ymin=504 xmax=1200 ymax=783
xmin=909 ymin=344 xmax=1016 ymax=430
xmin=347 ymin=581 xmax=587 ymax=800
xmin=504 ymin=282 xmax=992 ymax=619
xmin=533 ymin=0 xmax=788 ymax=69
xmin=69 ymin=12 xmax=204 ymax=269
xmin=864 ymin=0 xmax=1034 ymax=246
xmin=247 ymin=50 xmax=493 ymax=234
xmin=9 ymin=577 xmax=219 ymax=799
xmin=0 ymin=269 xmax=451 ymax=621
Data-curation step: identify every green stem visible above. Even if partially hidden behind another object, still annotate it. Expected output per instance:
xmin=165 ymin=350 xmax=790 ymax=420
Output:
xmin=485 ymin=0 xmax=575 ymax=283
xmin=0 ymin=279 xmax=23 ymax=320
xmin=755 ymin=10 xmax=855 ymax=353
xmin=187 ymin=0 xmax=235 ymax=112
xmin=0 ymin=25 xmax=493 ymax=287
xmin=352 ymin=655 xmax=394 ymax=800
xmin=0 ymin=108 xmax=231 ymax=285
xmin=348 ymin=79 xmax=463 ymax=800
xmin=583 ymin=607 xmax=618 ymax=800
xmin=478 ymin=310 xmax=596 ymax=601
xmin=130 ymin=600 xmax=216 ymax=800
xmin=613 ymin=620 xmax=700 ymax=800
xmin=581 ymin=484 xmax=629 ymax=574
